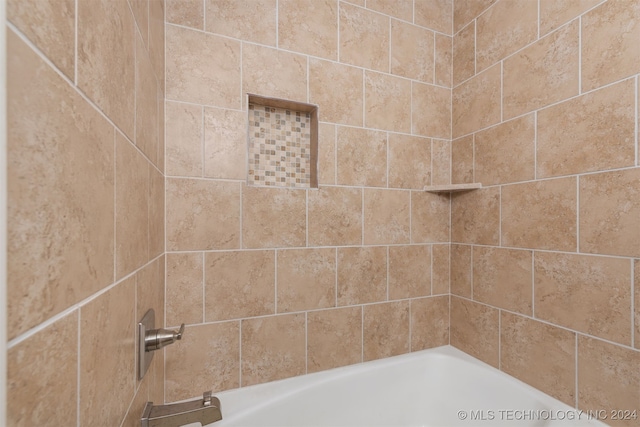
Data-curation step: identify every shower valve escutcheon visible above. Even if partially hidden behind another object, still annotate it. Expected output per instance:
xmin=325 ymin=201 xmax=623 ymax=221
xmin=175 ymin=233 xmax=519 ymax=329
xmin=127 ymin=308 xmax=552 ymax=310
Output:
xmin=145 ymin=323 xmax=185 ymax=351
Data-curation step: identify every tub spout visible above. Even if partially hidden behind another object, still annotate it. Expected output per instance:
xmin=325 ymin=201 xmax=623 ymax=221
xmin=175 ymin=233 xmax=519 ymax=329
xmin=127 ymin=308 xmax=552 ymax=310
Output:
xmin=141 ymin=391 xmax=222 ymax=427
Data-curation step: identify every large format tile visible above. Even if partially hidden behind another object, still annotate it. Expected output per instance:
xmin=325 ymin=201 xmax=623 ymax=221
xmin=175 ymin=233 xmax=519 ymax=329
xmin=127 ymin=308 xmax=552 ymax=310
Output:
xmin=432 ymin=244 xmax=450 ymax=294
xmin=453 ymin=21 xmax=475 ymax=86
xmin=431 ymin=139 xmax=451 ymax=186
xmin=452 ymin=135 xmax=473 ymax=184
xmin=203 ymin=107 xmax=246 ymax=180
xmin=451 ymin=187 xmax=500 ymax=245
xmin=412 ymin=82 xmax=451 ymax=139
xmin=364 ymin=189 xmax=410 ymax=245
xmin=452 ymin=64 xmax=501 ymax=137
xmin=415 ymin=0 xmax=452 ymax=35
xmin=450 ymin=297 xmax=499 ymax=368
xmin=388 ymin=245 xmax=431 ymax=299
xmin=336 ymin=126 xmax=387 ymax=187
xmin=365 ymin=71 xmax=411 ymax=133
xmin=309 ymin=59 xmax=363 ymax=126
xmin=450 ymin=244 xmax=471 ymax=298
xmin=435 ymin=33 xmax=453 ymax=87
xmin=411 ymin=191 xmax=450 ymax=243
xmin=307 ymin=307 xmax=362 ymax=373
xmin=411 ymin=296 xmax=449 ymax=351
xmin=339 ymin=3 xmax=390 ymax=72
xmin=165 ymin=100 xmax=203 ymax=177
xmin=166 ymin=0 xmax=204 ymax=29
xmin=337 ymin=247 xmax=387 ymax=306
xmin=367 ymin=0 xmax=412 ymax=21
xmin=205 ymin=0 xmax=276 ymax=45
xmin=388 ymin=134 xmax=431 ymax=189
xmin=308 ymin=186 xmax=362 ymax=246
xmin=166 ymin=253 xmax=204 ymax=327
xmin=635 ymin=260 xmax=640 ymax=349
xmin=363 ymin=301 xmax=410 ymax=361
xmin=278 ymin=0 xmax=338 ymax=60
xmin=539 ymin=0 xmax=601 ymax=36
xmin=453 ymin=0 xmax=496 ymax=33
xmin=135 ymin=31 xmax=159 ymax=166
xmin=391 ymin=20 xmax=434 ymax=82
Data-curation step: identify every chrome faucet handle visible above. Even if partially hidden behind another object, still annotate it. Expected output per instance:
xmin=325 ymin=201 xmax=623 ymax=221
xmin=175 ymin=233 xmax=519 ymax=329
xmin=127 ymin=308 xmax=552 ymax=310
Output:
xmin=176 ymin=323 xmax=185 ymax=340
xmin=145 ymin=323 xmax=186 ymax=352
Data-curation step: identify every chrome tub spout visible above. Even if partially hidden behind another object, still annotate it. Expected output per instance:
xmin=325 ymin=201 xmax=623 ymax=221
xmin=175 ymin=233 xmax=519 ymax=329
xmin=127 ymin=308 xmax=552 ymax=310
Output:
xmin=141 ymin=391 xmax=222 ymax=427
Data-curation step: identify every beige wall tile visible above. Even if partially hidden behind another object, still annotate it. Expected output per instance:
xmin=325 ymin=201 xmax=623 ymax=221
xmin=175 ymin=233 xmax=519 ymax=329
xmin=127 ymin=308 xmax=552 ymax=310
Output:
xmin=473 ymin=247 xmax=532 ymax=315
xmin=432 ymin=244 xmax=450 ymax=294
xmin=149 ymin=164 xmax=164 ymax=259
xmin=501 ymin=312 xmax=576 ymax=406
xmin=538 ymin=79 xmax=636 ymax=178
xmin=450 ymin=244 xmax=471 ymax=297
xmin=452 ymin=63 xmax=501 ymax=137
xmin=80 ymin=278 xmax=135 ymax=427
xmin=136 ymin=256 xmax=165 ymax=342
xmin=242 ymin=185 xmax=306 ymax=248
xmin=364 ymin=301 xmax=410 ymax=361
xmin=309 ymin=59 xmax=363 ymax=126
xmin=166 ymin=25 xmax=241 ymax=108
xmin=412 ymin=82 xmax=451 ymax=138
xmin=205 ymin=250 xmax=275 ymax=321
xmin=474 ymin=114 xmax=535 ymax=185
xmin=344 ymin=0 xmax=365 ymax=5
xmin=77 ymin=0 xmax=135 ymax=139
xmin=122 ymin=375 xmax=149 ymax=427
xmin=165 ymin=100 xmax=202 ymax=177
xmin=135 ymin=34 xmax=159 ymax=166
xmin=130 ymin=0 xmax=149 ymax=47
xmin=365 ymin=71 xmax=412 ymax=133
xmin=582 ymin=0 xmax=640 ymax=92
xmin=204 ymin=107 xmax=246 ymax=180
xmin=435 ymin=33 xmax=453 ymax=87
xmin=636 ymin=260 xmax=639 ymax=349
xmin=8 ymin=31 xmax=115 ymax=338
xmin=539 ymin=0 xmax=601 ymax=36
xmin=450 ymin=296 xmax=499 ymax=367
xmin=453 ymin=21 xmax=475 ymax=86
xmin=167 ymin=0 xmax=203 ymax=29
xmin=391 ymin=20 xmax=434 ymax=82
xmin=8 ymin=312 xmax=77 ymax=427
xmin=411 ymin=191 xmax=450 ymax=243
xmin=318 ymin=123 xmax=336 ymax=185
xmin=277 ymin=248 xmax=336 ymax=312
xmin=166 ymin=322 xmax=240 ymax=400
xmin=364 ymin=189 xmax=410 ymax=244
xmin=339 ymin=3 xmax=390 ymax=72
xmin=242 ymin=314 xmax=306 ymax=386
xmin=278 ymin=0 xmax=338 ymax=60
xmin=308 ymin=186 xmax=362 ymax=246
xmin=308 ymin=307 xmax=362 ymax=373
xmin=415 ymin=0 xmax=453 ymax=35
xmin=535 ymin=252 xmax=632 ymax=345
xmin=452 ymin=135 xmax=473 ymax=184
xmin=166 ymin=178 xmax=241 ymax=251
xmin=411 ymin=296 xmax=449 ymax=350
xmin=148 ymin=338 xmax=164 ymax=403
xmin=336 ymin=126 xmax=387 ymax=187
xmin=367 ymin=0 xmax=412 ymax=21
xmin=389 ymin=245 xmax=431 ymax=299
xmin=8 ymin=0 xmax=75 ymax=79
xmin=337 ymin=246 xmax=387 ymax=305
xmin=453 ymin=0 xmax=496 ymax=33
xmin=388 ymin=134 xmax=431 ymax=189
xmin=166 ymin=253 xmax=203 ymax=327
xmin=580 ymin=169 xmax=640 ymax=257
xmin=431 ymin=139 xmax=451 ymax=185
xmin=451 ymin=187 xmax=500 ymax=245
xmin=578 ymin=336 xmax=640 ymax=425
xmin=501 ymin=178 xmax=577 ymax=251
xmin=503 ymin=21 xmax=579 ymax=119
xmin=205 ymin=0 xmax=276 ymax=45
xmin=149 ymin=0 xmax=165 ymax=92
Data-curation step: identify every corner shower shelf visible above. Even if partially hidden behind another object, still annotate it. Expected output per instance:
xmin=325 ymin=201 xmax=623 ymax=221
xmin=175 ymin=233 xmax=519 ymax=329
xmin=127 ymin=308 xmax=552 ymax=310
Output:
xmin=423 ymin=183 xmax=482 ymax=193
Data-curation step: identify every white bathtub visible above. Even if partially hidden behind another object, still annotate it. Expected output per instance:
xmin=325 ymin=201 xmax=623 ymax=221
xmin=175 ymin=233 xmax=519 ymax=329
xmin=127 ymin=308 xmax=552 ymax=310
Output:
xmin=201 ymin=346 xmax=607 ymax=427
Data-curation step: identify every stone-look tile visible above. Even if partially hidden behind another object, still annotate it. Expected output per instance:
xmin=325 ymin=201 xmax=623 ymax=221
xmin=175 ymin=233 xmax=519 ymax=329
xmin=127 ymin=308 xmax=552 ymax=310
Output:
xmin=308 ymin=307 xmax=362 ymax=373
xmin=337 ymin=247 xmax=387 ymax=305
xmin=166 ymin=0 xmax=204 ymax=29
xmin=580 ymin=169 xmax=640 ymax=257
xmin=344 ymin=0 xmax=365 ymax=5
xmin=166 ymin=322 xmax=240 ymax=401
xmin=435 ymin=33 xmax=453 ymax=87
xmin=537 ymin=79 xmax=636 ymax=178
xmin=450 ymin=244 xmax=471 ymax=298
xmin=204 ymin=107 xmax=245 ymax=180
xmin=336 ymin=126 xmax=387 ymax=187
xmin=503 ymin=21 xmax=579 ymax=120
xmin=136 ymin=256 xmax=165 ymax=339
xmin=80 ymin=278 xmax=135 ymax=427
xmin=535 ymin=252 xmax=632 ymax=345
xmin=277 ymin=248 xmax=336 ymax=312
xmin=431 ymin=139 xmax=451 ymax=185
xmin=411 ymin=191 xmax=450 ymax=243
xmin=8 ymin=312 xmax=77 ymax=427
xmin=130 ymin=0 xmax=148 ymax=47
xmin=452 ymin=135 xmax=473 ymax=184
xmin=205 ymin=251 xmax=275 ymax=321
xmin=415 ymin=0 xmax=452 ymax=35
xmin=502 ymin=178 xmax=577 ymax=251
xmin=452 ymin=63 xmax=501 ymax=138
xmin=308 ymin=186 xmax=362 ymax=246
xmin=8 ymin=0 xmax=75 ymax=79
xmin=367 ymin=0 xmax=412 ymax=21
xmin=243 ymin=44 xmax=308 ymax=104
xmin=318 ymin=123 xmax=336 ymax=185
xmin=135 ymin=34 xmax=159 ymax=166
xmin=242 ymin=314 xmax=306 ymax=386
xmin=365 ymin=71 xmax=412 ymax=133
xmin=205 ymin=0 xmax=276 ymax=45
xmin=116 ymin=134 xmax=149 ymax=279
xmin=166 ymin=178 xmax=240 ymax=251
xmin=364 ymin=189 xmax=410 ymax=245
xmin=148 ymin=340 xmax=164 ymax=404
xmin=501 ymin=312 xmax=576 ymax=406
xmin=149 ymin=0 xmax=165 ymax=92
xmin=582 ymin=0 xmax=640 ymax=92
xmin=339 ymin=3 xmax=390 ymax=72
xmin=412 ymin=82 xmax=451 ymax=139
xmin=411 ymin=296 xmax=450 ymax=351
xmin=8 ymin=32 xmax=115 ymax=338
xmin=388 ymin=134 xmax=431 ymax=189
xmin=453 ymin=21 xmax=475 ymax=86
xmin=166 ymin=253 xmax=203 ymax=327
xmin=453 ymin=0 xmax=496 ymax=33
xmin=432 ymin=244 xmax=450 ymax=294
xmin=165 ymin=101 xmax=202 ymax=177
xmin=309 ymin=59 xmax=363 ymax=126
xmin=278 ymin=0 xmax=338 ymax=60
xmin=450 ymin=297 xmax=499 ymax=367
xmin=364 ymin=301 xmax=410 ymax=361
xmin=636 ymin=260 xmax=640 ymax=349
xmin=122 ymin=375 xmax=149 ymax=427
xmin=473 ymin=247 xmax=532 ymax=315
xmin=166 ymin=25 xmax=241 ymax=108
xmin=389 ymin=245 xmax=431 ymax=299
xmin=539 ymin=0 xmax=601 ymax=36
xmin=474 ymin=114 xmax=535 ymax=185
xmin=451 ymin=187 xmax=500 ymax=245
xmin=476 ymin=0 xmax=537 ymax=72
xmin=578 ymin=336 xmax=640 ymax=426
xmin=242 ymin=185 xmax=306 ymax=248
xmin=391 ymin=20 xmax=434 ymax=82
xmin=156 ymin=81 xmax=166 ymax=173
xmin=77 ymin=0 xmax=135 ymax=139
xmin=148 ymin=164 xmax=164 ymax=259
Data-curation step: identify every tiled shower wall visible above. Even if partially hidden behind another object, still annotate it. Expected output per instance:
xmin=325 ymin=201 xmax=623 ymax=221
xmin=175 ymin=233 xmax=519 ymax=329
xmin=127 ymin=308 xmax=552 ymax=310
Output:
xmin=6 ymin=0 xmax=165 ymax=426
xmin=449 ymin=0 xmax=640 ymax=424
xmin=163 ymin=0 xmax=453 ymax=401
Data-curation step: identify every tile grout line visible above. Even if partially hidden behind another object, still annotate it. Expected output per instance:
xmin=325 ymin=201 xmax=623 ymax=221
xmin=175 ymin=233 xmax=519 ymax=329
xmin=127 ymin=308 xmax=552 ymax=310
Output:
xmin=578 ymin=16 xmax=582 ymax=95
xmin=388 ymin=17 xmax=392 ymax=74
xmin=534 ymin=111 xmax=538 ymax=180
xmin=576 ymin=176 xmax=580 ymax=253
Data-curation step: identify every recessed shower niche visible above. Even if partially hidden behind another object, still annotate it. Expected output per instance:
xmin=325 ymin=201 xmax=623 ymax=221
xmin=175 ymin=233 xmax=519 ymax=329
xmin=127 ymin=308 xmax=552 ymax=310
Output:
xmin=247 ymin=94 xmax=318 ymax=189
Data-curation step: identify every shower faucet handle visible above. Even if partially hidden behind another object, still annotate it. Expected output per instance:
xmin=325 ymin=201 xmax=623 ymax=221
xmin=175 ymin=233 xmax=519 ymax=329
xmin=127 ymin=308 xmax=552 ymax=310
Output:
xmin=144 ymin=323 xmax=185 ymax=351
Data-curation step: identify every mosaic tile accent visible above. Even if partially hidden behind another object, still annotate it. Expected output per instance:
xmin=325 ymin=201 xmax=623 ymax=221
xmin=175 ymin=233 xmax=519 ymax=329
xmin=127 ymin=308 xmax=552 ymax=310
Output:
xmin=248 ymin=103 xmax=312 ymax=188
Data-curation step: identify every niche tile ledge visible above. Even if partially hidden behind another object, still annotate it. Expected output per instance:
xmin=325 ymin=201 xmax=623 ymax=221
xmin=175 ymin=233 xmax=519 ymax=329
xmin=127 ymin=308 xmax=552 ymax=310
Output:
xmin=423 ymin=183 xmax=482 ymax=193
